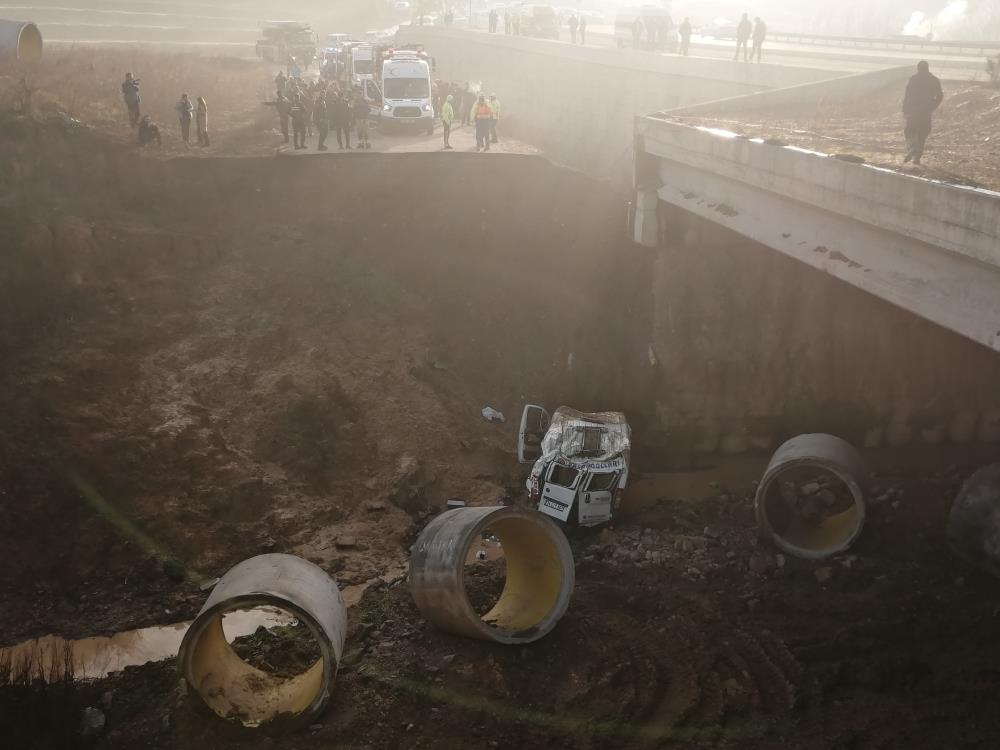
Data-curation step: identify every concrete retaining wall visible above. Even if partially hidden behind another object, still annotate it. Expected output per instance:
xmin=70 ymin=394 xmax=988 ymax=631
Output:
xmin=397 ymin=27 xmax=839 ymax=187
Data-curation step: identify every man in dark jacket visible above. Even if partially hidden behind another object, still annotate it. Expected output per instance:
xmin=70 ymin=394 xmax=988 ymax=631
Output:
xmin=734 ymin=14 xmax=751 ymax=61
xmin=678 ymin=17 xmax=692 ymax=56
xmin=313 ymin=94 xmax=329 ymax=151
xmin=121 ymin=72 xmax=141 ymax=127
xmin=902 ymin=61 xmax=944 ymax=165
xmin=272 ymin=91 xmax=291 ymax=143
xmin=290 ymin=95 xmax=307 ymax=149
xmin=331 ymin=93 xmax=352 ymax=149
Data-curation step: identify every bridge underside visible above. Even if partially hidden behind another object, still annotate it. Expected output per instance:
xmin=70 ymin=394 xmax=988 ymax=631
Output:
xmin=634 ymin=117 xmax=1000 ymax=353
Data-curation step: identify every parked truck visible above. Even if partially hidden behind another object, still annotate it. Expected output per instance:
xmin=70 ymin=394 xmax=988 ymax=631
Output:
xmin=518 ymin=405 xmax=631 ymax=527
xmin=256 ymin=21 xmax=317 ymax=68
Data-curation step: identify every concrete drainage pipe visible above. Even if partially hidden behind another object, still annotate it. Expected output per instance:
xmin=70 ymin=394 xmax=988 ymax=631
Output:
xmin=947 ymin=463 xmax=1000 ymax=577
xmin=178 ymin=554 xmax=346 ymax=727
xmin=755 ymin=433 xmax=867 ymax=559
xmin=0 ymin=20 xmax=42 ymax=64
xmin=410 ymin=506 xmax=575 ymax=644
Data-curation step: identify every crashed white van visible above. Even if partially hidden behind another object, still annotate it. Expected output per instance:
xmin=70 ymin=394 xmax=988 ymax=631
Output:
xmin=518 ymin=406 xmax=631 ymax=527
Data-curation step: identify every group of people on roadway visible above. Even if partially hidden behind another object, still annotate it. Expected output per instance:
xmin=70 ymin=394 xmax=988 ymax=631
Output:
xmin=734 ymin=14 xmax=769 ymax=62
xmin=268 ymin=71 xmax=372 ymax=151
xmin=439 ymin=91 xmax=501 ymax=151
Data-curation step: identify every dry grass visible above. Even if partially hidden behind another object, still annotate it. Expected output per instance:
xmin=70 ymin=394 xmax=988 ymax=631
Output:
xmin=677 ymin=80 xmax=1000 ymax=192
xmin=0 ymin=47 xmax=282 ymax=155
xmin=0 ymin=640 xmax=75 ymax=686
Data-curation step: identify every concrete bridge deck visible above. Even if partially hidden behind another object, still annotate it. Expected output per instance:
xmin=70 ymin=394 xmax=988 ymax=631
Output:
xmin=634 ymin=68 xmax=1000 ymax=353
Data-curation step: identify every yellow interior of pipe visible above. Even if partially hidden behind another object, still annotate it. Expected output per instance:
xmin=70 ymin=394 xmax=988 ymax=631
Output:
xmin=478 ymin=517 xmax=563 ymax=633
xmin=18 ymin=25 xmax=42 ymax=62
xmin=188 ymin=613 xmax=324 ymax=726
xmin=776 ymin=504 xmax=860 ymax=550
xmin=763 ymin=473 xmax=861 ymax=552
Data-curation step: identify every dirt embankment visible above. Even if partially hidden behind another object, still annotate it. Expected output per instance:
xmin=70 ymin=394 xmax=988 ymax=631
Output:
xmin=7 ymin=475 xmax=1000 ymax=750
xmin=3 ymin=64 xmax=1000 ymax=750
xmin=0 ymin=115 xmax=644 ymax=644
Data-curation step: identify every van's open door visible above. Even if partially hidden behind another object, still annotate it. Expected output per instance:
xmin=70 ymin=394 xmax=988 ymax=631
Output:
xmin=538 ymin=463 xmax=579 ymax=524
xmin=517 ymin=405 xmax=550 ymax=464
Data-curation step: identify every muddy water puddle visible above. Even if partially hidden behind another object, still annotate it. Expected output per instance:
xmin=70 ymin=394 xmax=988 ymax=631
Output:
xmin=1 ymin=607 xmax=294 ymax=683
xmin=626 ymin=457 xmax=765 ymax=513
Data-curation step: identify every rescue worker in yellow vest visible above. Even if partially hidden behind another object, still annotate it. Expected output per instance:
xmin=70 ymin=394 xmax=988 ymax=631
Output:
xmin=441 ymin=94 xmax=455 ymax=150
xmin=472 ymin=94 xmax=494 ymax=152
xmin=488 ymin=94 xmax=501 ymax=144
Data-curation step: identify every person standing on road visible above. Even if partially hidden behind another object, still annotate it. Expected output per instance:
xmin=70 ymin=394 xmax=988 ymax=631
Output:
xmin=632 ymin=17 xmax=642 ymax=48
xmin=275 ymin=70 xmax=287 ymax=95
xmin=331 ymin=93 xmax=352 ymax=149
xmin=489 ymin=9 xmax=497 ymax=33
xmin=353 ymin=91 xmax=372 ymax=149
xmin=488 ymin=93 xmax=501 ymax=143
xmin=735 ymin=13 xmax=752 ymax=61
xmin=568 ymin=14 xmax=579 ymax=44
xmin=461 ymin=83 xmax=474 ymax=126
xmin=504 ymin=10 xmax=512 ymax=34
xmin=441 ymin=94 xmax=455 ymax=149
xmin=196 ymin=96 xmax=209 ymax=147
xmin=472 ymin=94 xmax=494 ymax=152
xmin=678 ymin=18 xmax=692 ymax=56
xmin=302 ymin=93 xmax=314 ymax=139
xmin=290 ymin=95 xmax=307 ymax=149
xmin=579 ymin=15 xmax=587 ymax=44
xmin=314 ymin=93 xmax=329 ymax=151
xmin=175 ymin=93 xmax=194 ymax=143
xmin=751 ymin=17 xmax=767 ymax=62
xmin=902 ymin=60 xmax=944 ymax=165
xmin=121 ymin=72 xmax=141 ymax=127
xmin=275 ymin=91 xmax=291 ymax=143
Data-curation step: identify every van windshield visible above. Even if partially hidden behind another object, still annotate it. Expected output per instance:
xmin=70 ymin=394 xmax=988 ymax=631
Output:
xmin=384 ymin=77 xmax=429 ymax=99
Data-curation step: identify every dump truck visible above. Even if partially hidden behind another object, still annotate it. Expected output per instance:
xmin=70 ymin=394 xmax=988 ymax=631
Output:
xmin=518 ymin=405 xmax=631 ymax=527
xmin=256 ymin=21 xmax=318 ymax=68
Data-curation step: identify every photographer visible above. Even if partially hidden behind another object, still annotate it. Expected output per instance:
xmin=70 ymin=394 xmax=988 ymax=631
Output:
xmin=121 ymin=72 xmax=141 ymax=128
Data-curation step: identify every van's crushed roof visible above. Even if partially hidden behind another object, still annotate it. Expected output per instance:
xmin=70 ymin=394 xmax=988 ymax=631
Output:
xmin=541 ymin=407 xmax=630 ymax=463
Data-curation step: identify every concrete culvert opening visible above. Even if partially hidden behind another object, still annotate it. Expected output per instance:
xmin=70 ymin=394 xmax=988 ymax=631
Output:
xmin=411 ymin=506 xmax=574 ymax=644
xmin=0 ymin=21 xmax=42 ymax=63
xmin=178 ymin=554 xmax=346 ymax=728
xmin=755 ymin=434 xmax=867 ymax=559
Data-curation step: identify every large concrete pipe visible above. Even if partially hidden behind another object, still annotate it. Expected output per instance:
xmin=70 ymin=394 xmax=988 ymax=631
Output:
xmin=947 ymin=463 xmax=1000 ymax=577
xmin=177 ymin=554 xmax=346 ymax=727
xmin=755 ymin=434 xmax=867 ymax=559
xmin=0 ymin=21 xmax=42 ymax=64
xmin=410 ymin=506 xmax=574 ymax=644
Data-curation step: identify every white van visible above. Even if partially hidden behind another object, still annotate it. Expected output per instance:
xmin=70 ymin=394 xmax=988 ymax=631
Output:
xmin=380 ymin=50 xmax=434 ymax=135
xmin=350 ymin=43 xmax=376 ymax=86
xmin=519 ymin=406 xmax=631 ymax=528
